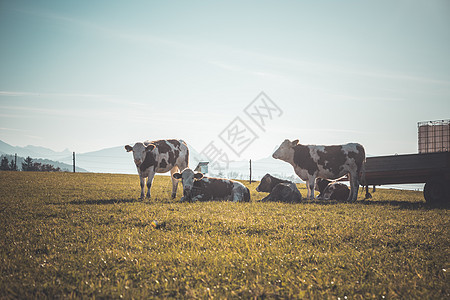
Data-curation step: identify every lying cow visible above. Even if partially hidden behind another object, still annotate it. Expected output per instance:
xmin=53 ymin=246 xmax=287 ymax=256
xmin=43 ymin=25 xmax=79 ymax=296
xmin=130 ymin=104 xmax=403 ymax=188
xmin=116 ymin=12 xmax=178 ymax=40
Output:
xmin=256 ymin=173 xmax=302 ymax=203
xmin=315 ymin=178 xmax=350 ymax=201
xmin=172 ymin=168 xmax=250 ymax=202
xmin=272 ymin=139 xmax=365 ymax=202
xmin=125 ymin=139 xmax=189 ymax=199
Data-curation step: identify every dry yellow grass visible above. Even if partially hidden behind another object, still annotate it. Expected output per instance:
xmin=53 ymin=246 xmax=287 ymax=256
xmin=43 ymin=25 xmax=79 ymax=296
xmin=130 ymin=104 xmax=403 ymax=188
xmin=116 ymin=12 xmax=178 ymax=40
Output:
xmin=0 ymin=171 xmax=448 ymax=298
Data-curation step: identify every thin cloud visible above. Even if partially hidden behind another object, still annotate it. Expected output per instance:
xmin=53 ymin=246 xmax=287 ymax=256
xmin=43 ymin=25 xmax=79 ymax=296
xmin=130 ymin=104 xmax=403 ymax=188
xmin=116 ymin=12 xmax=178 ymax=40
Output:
xmin=13 ymin=6 xmax=196 ymax=55
xmin=209 ymin=61 xmax=243 ymax=72
xmin=272 ymin=125 xmax=369 ymax=136
xmin=12 ymin=7 xmax=116 ymax=39
xmin=209 ymin=60 xmax=292 ymax=83
xmin=0 ymin=127 xmax=31 ymax=133
xmin=0 ymin=128 xmax=42 ymax=141
xmin=212 ymin=47 xmax=450 ymax=87
xmin=0 ymin=105 xmax=81 ymax=117
xmin=0 ymin=105 xmax=142 ymax=123
xmin=344 ymin=69 xmax=450 ymax=86
xmin=0 ymin=90 xmax=146 ymax=108
xmin=0 ymin=91 xmax=111 ymax=98
xmin=327 ymin=93 xmax=405 ymax=103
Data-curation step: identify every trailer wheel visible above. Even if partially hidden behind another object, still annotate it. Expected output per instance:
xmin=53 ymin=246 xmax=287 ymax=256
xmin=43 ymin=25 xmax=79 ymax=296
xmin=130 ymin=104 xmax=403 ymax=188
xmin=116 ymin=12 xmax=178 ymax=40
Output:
xmin=424 ymin=177 xmax=448 ymax=205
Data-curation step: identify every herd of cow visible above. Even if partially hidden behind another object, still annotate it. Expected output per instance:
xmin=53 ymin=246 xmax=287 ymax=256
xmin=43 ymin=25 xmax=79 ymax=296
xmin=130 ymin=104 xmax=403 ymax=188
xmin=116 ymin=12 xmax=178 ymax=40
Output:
xmin=125 ymin=139 xmax=366 ymax=203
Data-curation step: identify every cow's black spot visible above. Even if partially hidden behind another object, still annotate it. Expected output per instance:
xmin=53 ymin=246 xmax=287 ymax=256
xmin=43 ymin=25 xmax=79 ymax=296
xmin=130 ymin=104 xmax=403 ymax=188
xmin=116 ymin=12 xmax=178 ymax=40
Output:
xmin=140 ymin=152 xmax=156 ymax=171
xmin=191 ymin=177 xmax=234 ymax=201
xmin=317 ymin=146 xmax=346 ymax=176
xmin=156 ymin=140 xmax=172 ymax=154
xmin=168 ymin=150 xmax=179 ymax=165
xmin=184 ymin=148 xmax=189 ymax=166
xmin=293 ymin=145 xmax=318 ymax=176
xmin=159 ymin=159 xmax=167 ymax=169
xmin=168 ymin=139 xmax=181 ymax=149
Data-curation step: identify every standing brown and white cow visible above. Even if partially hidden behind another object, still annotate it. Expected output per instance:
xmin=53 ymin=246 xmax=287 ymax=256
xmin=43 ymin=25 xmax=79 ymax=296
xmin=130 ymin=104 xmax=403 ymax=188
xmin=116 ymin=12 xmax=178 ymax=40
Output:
xmin=272 ymin=139 xmax=365 ymax=202
xmin=125 ymin=139 xmax=189 ymax=199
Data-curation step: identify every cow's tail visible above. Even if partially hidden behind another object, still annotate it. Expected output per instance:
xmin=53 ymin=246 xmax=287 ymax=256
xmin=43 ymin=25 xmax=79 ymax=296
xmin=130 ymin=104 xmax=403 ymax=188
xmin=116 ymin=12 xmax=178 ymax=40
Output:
xmin=357 ymin=158 xmax=367 ymax=199
xmin=357 ymin=144 xmax=367 ymax=187
xmin=359 ymin=159 xmax=366 ymax=187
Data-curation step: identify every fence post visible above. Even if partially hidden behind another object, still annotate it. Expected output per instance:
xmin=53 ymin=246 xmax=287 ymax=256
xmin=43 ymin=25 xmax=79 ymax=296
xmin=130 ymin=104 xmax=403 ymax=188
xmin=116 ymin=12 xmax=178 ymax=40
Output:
xmin=73 ymin=152 xmax=75 ymax=173
xmin=249 ymin=159 xmax=252 ymax=184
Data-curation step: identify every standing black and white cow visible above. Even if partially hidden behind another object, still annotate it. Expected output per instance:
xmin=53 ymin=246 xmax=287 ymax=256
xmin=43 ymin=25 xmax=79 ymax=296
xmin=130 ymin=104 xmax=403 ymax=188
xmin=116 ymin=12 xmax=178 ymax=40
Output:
xmin=315 ymin=178 xmax=350 ymax=201
xmin=256 ymin=173 xmax=302 ymax=203
xmin=125 ymin=139 xmax=189 ymax=199
xmin=272 ymin=139 xmax=365 ymax=202
xmin=172 ymin=168 xmax=250 ymax=202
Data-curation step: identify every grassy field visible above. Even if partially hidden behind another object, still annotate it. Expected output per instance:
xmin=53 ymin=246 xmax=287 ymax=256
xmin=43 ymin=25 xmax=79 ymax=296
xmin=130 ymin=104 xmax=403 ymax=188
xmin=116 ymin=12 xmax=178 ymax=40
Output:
xmin=0 ymin=171 xmax=448 ymax=299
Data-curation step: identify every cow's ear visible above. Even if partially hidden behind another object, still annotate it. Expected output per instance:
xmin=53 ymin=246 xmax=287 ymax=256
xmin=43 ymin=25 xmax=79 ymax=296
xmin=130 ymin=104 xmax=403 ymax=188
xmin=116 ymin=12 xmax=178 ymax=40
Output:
xmin=146 ymin=144 xmax=156 ymax=152
xmin=172 ymin=172 xmax=182 ymax=180
xmin=194 ymin=172 xmax=204 ymax=181
xmin=292 ymin=139 xmax=299 ymax=146
xmin=125 ymin=145 xmax=133 ymax=152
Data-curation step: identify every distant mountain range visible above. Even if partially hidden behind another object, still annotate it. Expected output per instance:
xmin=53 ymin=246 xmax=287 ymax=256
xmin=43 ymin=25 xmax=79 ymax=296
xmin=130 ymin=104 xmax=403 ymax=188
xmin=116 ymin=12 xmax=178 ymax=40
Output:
xmin=0 ymin=153 xmax=88 ymax=173
xmin=0 ymin=140 xmax=298 ymax=181
xmin=0 ymin=140 xmax=72 ymax=160
xmin=1 ymin=140 xmax=423 ymax=190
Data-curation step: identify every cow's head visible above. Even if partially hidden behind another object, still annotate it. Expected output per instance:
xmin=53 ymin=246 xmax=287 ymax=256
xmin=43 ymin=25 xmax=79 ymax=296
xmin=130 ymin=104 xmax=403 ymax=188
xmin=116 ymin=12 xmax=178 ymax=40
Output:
xmin=125 ymin=142 xmax=156 ymax=167
xmin=315 ymin=178 xmax=332 ymax=193
xmin=256 ymin=173 xmax=273 ymax=193
xmin=172 ymin=168 xmax=203 ymax=201
xmin=272 ymin=139 xmax=298 ymax=161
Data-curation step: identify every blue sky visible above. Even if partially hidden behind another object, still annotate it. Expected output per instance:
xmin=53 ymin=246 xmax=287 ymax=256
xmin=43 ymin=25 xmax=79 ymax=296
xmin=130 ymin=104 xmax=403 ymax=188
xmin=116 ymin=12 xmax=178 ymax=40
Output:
xmin=1 ymin=0 xmax=449 ymax=160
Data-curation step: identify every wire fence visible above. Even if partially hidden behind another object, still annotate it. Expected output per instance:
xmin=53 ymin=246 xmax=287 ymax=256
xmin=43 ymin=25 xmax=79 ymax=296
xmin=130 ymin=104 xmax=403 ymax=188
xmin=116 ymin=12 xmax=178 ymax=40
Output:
xmin=1 ymin=152 xmax=424 ymax=191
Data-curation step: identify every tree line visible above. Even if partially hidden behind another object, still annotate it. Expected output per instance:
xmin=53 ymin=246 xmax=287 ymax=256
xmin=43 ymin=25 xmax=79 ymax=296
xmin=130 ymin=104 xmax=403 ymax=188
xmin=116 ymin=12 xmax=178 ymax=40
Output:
xmin=0 ymin=156 xmax=62 ymax=172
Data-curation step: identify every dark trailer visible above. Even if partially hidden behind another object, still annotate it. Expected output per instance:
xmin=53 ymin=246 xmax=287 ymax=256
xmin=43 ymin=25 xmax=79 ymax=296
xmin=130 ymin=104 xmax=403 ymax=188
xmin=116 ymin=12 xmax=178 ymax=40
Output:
xmin=363 ymin=120 xmax=450 ymax=204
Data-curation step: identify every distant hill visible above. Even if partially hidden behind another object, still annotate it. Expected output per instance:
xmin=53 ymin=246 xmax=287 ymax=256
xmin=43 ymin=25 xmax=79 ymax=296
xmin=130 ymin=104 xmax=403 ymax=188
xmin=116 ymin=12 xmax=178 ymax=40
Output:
xmin=0 ymin=139 xmax=298 ymax=181
xmin=0 ymin=140 xmax=71 ymax=160
xmin=56 ymin=142 xmax=208 ymax=174
xmin=67 ymin=142 xmax=299 ymax=181
xmin=0 ymin=153 xmax=87 ymax=172
xmin=1 ymin=140 xmax=423 ymax=189
xmin=59 ymin=145 xmax=135 ymax=174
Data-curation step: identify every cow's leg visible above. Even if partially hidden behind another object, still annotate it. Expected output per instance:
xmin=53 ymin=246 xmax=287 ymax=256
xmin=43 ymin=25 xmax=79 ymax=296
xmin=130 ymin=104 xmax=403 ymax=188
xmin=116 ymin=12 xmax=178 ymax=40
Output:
xmin=170 ymin=166 xmax=179 ymax=199
xmin=305 ymin=179 xmax=311 ymax=199
xmin=261 ymin=194 xmax=271 ymax=202
xmin=309 ymin=180 xmax=316 ymax=200
xmin=139 ymin=176 xmax=146 ymax=200
xmin=347 ymin=172 xmax=359 ymax=202
xmin=353 ymin=175 xmax=360 ymax=202
xmin=146 ymin=169 xmax=156 ymax=199
xmin=305 ymin=176 xmax=316 ymax=200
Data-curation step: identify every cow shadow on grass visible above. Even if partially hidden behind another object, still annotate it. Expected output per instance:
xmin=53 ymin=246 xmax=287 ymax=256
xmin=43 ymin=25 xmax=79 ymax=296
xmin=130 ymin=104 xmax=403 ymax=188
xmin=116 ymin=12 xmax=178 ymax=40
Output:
xmin=67 ymin=197 xmax=180 ymax=205
xmin=298 ymin=199 xmax=447 ymax=210
xmin=358 ymin=199 xmax=449 ymax=210
xmin=68 ymin=198 xmax=138 ymax=205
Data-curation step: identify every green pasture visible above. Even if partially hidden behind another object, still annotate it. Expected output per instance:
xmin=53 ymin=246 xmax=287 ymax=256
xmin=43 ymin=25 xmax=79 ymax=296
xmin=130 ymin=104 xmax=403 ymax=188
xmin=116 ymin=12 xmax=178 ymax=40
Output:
xmin=0 ymin=171 xmax=448 ymax=298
